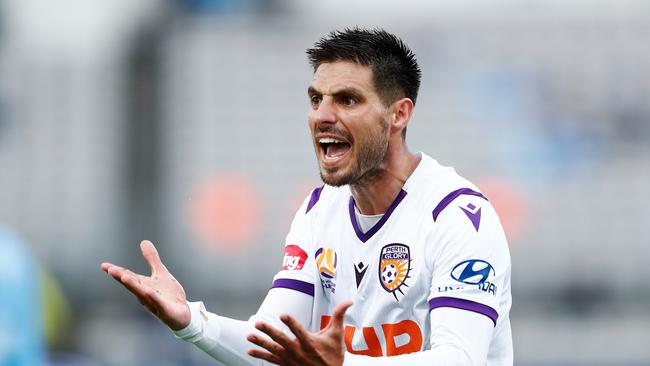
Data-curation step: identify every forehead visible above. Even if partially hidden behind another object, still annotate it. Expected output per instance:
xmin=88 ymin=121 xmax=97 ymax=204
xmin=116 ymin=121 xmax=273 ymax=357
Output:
xmin=310 ymin=61 xmax=375 ymax=94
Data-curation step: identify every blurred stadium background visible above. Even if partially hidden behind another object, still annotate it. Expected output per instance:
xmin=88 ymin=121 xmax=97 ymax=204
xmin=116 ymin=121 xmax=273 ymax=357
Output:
xmin=1 ymin=0 xmax=649 ymax=365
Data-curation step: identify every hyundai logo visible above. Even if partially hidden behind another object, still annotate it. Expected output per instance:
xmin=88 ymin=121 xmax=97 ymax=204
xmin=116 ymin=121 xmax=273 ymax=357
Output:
xmin=451 ymin=259 xmax=494 ymax=285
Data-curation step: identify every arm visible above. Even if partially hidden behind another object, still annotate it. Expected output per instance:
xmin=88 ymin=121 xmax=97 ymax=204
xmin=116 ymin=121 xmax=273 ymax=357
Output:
xmin=101 ymin=190 xmax=322 ymax=365
xmin=101 ymin=241 xmax=316 ymax=366
xmin=174 ymin=287 xmax=315 ymax=366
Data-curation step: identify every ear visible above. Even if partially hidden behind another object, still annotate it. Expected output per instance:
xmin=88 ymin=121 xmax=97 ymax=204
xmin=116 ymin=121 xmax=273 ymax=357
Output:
xmin=389 ymin=98 xmax=414 ymax=137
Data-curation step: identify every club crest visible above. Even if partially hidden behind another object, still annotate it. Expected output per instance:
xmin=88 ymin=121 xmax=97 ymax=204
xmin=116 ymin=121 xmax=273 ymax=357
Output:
xmin=315 ymin=247 xmax=337 ymax=293
xmin=378 ymin=243 xmax=412 ymax=301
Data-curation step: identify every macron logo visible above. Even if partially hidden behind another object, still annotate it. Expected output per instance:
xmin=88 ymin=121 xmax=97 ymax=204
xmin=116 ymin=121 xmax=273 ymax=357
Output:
xmin=459 ymin=203 xmax=481 ymax=231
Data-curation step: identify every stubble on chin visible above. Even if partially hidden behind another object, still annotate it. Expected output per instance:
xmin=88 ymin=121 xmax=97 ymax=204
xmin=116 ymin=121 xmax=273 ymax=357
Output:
xmin=319 ymin=165 xmax=350 ymax=187
xmin=318 ymin=157 xmax=386 ymax=187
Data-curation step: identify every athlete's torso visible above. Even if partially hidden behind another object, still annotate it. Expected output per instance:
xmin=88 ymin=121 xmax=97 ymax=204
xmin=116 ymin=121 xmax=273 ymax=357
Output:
xmin=274 ymin=153 xmax=513 ymax=364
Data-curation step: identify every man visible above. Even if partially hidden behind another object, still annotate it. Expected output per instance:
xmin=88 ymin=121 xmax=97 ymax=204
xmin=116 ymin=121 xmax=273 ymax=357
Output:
xmin=102 ymin=28 xmax=513 ymax=365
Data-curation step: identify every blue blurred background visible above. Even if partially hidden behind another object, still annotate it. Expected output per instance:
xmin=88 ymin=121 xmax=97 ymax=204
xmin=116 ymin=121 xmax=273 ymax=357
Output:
xmin=1 ymin=0 xmax=649 ymax=365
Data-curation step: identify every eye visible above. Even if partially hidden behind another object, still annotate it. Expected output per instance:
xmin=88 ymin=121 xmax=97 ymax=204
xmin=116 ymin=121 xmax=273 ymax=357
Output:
xmin=310 ymin=95 xmax=322 ymax=107
xmin=342 ymin=96 xmax=357 ymax=106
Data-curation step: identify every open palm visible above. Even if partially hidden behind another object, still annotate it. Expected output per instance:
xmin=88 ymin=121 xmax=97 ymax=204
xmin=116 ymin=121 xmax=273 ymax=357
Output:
xmin=101 ymin=240 xmax=190 ymax=331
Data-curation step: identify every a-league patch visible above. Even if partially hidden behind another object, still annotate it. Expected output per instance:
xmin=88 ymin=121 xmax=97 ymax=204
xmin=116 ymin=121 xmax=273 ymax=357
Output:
xmin=281 ymin=244 xmax=308 ymax=270
xmin=378 ymin=243 xmax=412 ymax=301
xmin=315 ymin=247 xmax=337 ymax=293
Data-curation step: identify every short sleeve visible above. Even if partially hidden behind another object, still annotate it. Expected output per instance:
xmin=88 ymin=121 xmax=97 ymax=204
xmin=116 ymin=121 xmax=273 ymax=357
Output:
xmin=270 ymin=187 xmax=321 ymax=297
xmin=427 ymin=194 xmax=511 ymax=327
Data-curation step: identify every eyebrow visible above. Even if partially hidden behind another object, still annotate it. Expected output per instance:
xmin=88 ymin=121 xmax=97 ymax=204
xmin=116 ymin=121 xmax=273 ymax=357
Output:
xmin=307 ymin=86 xmax=364 ymax=99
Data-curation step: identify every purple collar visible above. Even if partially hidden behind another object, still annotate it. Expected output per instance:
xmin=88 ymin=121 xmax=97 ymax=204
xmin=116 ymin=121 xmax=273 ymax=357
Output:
xmin=348 ymin=189 xmax=408 ymax=243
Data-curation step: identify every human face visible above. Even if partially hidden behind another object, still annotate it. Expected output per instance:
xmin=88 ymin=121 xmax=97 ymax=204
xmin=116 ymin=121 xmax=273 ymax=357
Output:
xmin=308 ymin=61 xmax=391 ymax=187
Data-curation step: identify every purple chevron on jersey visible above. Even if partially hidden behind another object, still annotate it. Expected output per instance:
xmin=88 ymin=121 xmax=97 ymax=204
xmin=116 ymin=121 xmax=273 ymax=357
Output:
xmin=432 ymin=188 xmax=487 ymax=222
xmin=306 ymin=186 xmax=324 ymax=213
xmin=428 ymin=296 xmax=498 ymax=326
xmin=271 ymin=278 xmax=315 ymax=296
xmin=460 ymin=204 xmax=482 ymax=231
xmin=349 ymin=189 xmax=407 ymax=243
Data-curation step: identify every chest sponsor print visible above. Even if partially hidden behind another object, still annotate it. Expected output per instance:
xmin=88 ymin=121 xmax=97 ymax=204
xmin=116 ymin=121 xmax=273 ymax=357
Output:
xmin=378 ymin=243 xmax=412 ymax=301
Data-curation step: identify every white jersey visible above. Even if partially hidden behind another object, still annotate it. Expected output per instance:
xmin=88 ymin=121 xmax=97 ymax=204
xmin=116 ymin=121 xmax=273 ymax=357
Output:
xmin=175 ymin=152 xmax=513 ymax=365
xmin=272 ymin=152 xmax=512 ymax=363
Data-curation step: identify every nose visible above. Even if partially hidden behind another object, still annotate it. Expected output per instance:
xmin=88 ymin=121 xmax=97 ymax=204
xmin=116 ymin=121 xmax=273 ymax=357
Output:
xmin=309 ymin=96 xmax=336 ymax=125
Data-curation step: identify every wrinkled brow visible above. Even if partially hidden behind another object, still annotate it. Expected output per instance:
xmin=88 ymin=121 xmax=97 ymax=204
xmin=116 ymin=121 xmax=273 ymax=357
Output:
xmin=308 ymin=86 xmax=364 ymax=99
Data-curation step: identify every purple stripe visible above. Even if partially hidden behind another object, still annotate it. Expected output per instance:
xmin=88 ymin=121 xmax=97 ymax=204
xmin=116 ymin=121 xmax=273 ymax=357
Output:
xmin=428 ymin=296 xmax=498 ymax=326
xmin=349 ymin=189 xmax=407 ymax=243
xmin=271 ymin=279 xmax=315 ymax=296
xmin=432 ymin=188 xmax=487 ymax=222
xmin=306 ymin=186 xmax=324 ymax=214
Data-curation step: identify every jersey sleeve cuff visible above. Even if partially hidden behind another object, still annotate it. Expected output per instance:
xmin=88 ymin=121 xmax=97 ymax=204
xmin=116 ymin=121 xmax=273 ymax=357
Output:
xmin=428 ymin=296 xmax=498 ymax=326
xmin=174 ymin=301 xmax=206 ymax=341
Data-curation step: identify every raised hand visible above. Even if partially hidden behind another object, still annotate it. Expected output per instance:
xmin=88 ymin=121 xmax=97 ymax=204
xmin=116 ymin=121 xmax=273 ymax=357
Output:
xmin=247 ymin=300 xmax=353 ymax=366
xmin=101 ymin=240 xmax=190 ymax=331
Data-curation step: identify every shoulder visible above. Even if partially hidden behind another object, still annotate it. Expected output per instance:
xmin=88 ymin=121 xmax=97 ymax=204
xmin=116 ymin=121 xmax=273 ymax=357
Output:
xmin=409 ymin=154 xmax=498 ymax=234
xmin=287 ymin=184 xmax=348 ymax=234
xmin=299 ymin=184 xmax=349 ymax=216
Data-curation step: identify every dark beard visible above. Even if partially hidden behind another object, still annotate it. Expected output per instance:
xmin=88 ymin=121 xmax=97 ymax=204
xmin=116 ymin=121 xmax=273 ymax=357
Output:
xmin=319 ymin=119 xmax=389 ymax=187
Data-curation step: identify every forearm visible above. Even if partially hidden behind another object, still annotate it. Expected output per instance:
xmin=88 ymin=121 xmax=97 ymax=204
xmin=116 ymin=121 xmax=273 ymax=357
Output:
xmin=175 ymin=302 xmax=263 ymax=366
xmin=175 ymin=288 xmax=314 ymax=366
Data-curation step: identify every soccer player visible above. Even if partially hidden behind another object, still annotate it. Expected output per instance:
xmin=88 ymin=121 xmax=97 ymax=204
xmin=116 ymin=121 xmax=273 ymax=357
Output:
xmin=102 ymin=28 xmax=513 ymax=365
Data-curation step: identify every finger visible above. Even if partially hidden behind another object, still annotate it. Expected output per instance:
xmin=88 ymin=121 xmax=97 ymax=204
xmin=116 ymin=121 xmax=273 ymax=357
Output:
xmin=247 ymin=333 xmax=285 ymax=355
xmin=105 ymin=264 xmax=130 ymax=280
xmin=140 ymin=240 xmax=166 ymax=274
xmin=247 ymin=348 xmax=282 ymax=365
xmin=100 ymin=262 xmax=114 ymax=273
xmin=329 ymin=300 xmax=353 ymax=331
xmin=280 ymin=314 xmax=313 ymax=350
xmin=102 ymin=262 xmax=127 ymax=275
xmin=254 ymin=321 xmax=296 ymax=351
xmin=117 ymin=269 xmax=153 ymax=300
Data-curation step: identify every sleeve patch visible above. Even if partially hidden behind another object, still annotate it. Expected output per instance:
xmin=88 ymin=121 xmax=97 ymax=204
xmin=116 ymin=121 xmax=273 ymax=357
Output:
xmin=282 ymin=244 xmax=308 ymax=270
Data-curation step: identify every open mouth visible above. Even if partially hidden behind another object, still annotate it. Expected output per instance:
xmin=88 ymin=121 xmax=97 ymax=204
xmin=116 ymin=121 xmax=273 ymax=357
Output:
xmin=318 ymin=137 xmax=351 ymax=164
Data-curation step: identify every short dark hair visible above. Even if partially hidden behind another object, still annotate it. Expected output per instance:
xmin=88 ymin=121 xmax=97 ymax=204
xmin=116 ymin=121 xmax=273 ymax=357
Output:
xmin=306 ymin=27 xmax=422 ymax=107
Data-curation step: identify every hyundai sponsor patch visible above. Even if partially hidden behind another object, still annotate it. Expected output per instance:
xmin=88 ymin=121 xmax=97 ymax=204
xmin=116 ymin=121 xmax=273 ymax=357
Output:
xmin=444 ymin=259 xmax=497 ymax=296
xmin=378 ymin=243 xmax=412 ymax=301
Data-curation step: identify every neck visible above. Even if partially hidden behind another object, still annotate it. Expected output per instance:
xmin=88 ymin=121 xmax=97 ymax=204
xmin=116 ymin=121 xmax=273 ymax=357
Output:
xmin=350 ymin=144 xmax=420 ymax=215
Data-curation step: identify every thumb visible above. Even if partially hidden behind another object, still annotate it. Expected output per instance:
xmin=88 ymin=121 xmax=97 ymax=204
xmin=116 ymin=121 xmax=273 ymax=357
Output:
xmin=140 ymin=240 xmax=166 ymax=274
xmin=329 ymin=300 xmax=353 ymax=331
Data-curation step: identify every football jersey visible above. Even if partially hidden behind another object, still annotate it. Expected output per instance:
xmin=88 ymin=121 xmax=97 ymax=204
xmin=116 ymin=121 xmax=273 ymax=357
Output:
xmin=271 ymin=152 xmax=512 ymax=364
